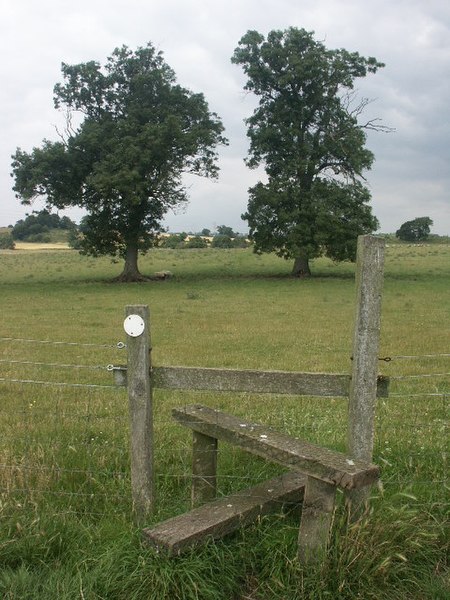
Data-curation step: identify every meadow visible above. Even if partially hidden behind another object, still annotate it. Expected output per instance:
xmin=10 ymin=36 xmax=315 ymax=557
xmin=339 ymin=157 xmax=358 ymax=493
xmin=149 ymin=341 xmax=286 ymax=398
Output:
xmin=0 ymin=244 xmax=448 ymax=599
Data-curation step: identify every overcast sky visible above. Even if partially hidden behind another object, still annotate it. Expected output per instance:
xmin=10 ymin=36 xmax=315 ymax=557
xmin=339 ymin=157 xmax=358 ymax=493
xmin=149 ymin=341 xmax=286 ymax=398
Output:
xmin=1 ymin=0 xmax=449 ymax=234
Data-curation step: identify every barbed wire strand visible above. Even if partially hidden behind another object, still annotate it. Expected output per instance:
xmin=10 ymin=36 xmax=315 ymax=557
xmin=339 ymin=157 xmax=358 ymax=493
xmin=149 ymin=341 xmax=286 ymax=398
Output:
xmin=0 ymin=377 xmax=121 ymax=390
xmin=1 ymin=375 xmax=448 ymax=396
xmin=0 ymin=487 xmax=127 ymax=498
xmin=0 ymin=463 xmax=127 ymax=476
xmin=379 ymin=353 xmax=450 ymax=361
xmin=388 ymin=392 xmax=449 ymax=398
xmin=1 ymin=335 xmax=448 ymax=359
xmin=389 ymin=373 xmax=450 ymax=379
xmin=0 ymin=509 xmax=131 ymax=521
xmin=1 ymin=347 xmax=448 ymax=520
xmin=1 ymin=461 xmax=447 ymax=486
xmin=1 ymin=478 xmax=448 ymax=499
xmin=0 ymin=487 xmax=382 ymax=511
xmin=0 ymin=359 xmax=109 ymax=370
xmin=0 ymin=337 xmax=125 ymax=349
xmin=1 ymin=413 xmax=126 ymax=423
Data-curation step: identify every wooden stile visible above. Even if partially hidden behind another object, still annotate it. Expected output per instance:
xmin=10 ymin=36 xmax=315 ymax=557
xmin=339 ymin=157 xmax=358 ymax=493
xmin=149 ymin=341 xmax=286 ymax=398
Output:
xmin=144 ymin=404 xmax=379 ymax=561
xmin=121 ymin=235 xmax=387 ymax=561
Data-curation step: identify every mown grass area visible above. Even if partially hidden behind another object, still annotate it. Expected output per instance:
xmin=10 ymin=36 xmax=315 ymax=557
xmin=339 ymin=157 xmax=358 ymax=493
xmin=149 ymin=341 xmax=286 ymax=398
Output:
xmin=0 ymin=245 xmax=448 ymax=599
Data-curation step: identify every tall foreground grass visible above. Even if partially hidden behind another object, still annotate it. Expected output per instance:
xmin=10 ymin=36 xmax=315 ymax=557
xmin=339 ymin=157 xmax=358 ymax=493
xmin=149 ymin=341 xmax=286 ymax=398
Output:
xmin=0 ymin=245 xmax=448 ymax=599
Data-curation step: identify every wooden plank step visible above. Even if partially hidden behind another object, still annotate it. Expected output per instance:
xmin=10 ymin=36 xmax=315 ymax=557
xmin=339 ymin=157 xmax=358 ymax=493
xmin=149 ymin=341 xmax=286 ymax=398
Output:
xmin=173 ymin=405 xmax=379 ymax=490
xmin=143 ymin=472 xmax=306 ymax=555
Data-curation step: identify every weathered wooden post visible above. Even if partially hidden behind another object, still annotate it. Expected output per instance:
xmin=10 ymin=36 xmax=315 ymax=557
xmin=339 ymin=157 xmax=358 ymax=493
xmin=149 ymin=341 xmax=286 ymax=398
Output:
xmin=191 ymin=432 xmax=218 ymax=507
xmin=347 ymin=235 xmax=385 ymax=518
xmin=124 ymin=305 xmax=154 ymax=522
xmin=297 ymin=478 xmax=336 ymax=563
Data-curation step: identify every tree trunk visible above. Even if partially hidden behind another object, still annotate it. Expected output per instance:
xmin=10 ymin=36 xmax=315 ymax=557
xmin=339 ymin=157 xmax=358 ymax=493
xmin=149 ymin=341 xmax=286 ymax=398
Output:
xmin=116 ymin=245 xmax=146 ymax=282
xmin=291 ymin=253 xmax=311 ymax=277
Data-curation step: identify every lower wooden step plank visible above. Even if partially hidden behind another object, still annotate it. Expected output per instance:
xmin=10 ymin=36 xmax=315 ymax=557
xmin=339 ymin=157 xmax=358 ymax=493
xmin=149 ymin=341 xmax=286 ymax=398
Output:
xmin=142 ymin=472 xmax=306 ymax=555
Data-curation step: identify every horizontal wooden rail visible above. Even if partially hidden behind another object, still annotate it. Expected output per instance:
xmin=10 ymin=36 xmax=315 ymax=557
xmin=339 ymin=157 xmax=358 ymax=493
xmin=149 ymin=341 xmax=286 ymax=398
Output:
xmin=173 ymin=405 xmax=379 ymax=490
xmin=112 ymin=365 xmax=389 ymax=398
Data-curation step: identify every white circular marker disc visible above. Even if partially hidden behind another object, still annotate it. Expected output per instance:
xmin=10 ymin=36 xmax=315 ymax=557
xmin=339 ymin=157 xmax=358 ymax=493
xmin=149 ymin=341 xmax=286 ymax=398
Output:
xmin=123 ymin=314 xmax=145 ymax=337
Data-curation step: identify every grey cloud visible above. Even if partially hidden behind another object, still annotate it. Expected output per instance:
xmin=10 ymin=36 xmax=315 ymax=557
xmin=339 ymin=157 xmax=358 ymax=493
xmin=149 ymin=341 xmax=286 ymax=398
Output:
xmin=1 ymin=0 xmax=449 ymax=234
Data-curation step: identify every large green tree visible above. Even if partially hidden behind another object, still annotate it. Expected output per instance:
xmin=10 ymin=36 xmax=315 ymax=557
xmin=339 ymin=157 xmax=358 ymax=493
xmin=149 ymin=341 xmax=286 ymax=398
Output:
xmin=232 ymin=28 xmax=387 ymax=276
xmin=395 ymin=217 xmax=433 ymax=242
xmin=11 ymin=44 xmax=227 ymax=280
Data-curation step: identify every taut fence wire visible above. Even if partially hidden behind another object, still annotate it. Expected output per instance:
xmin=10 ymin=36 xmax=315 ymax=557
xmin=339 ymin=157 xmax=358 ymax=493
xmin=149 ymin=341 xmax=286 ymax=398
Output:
xmin=0 ymin=378 xmax=121 ymax=390
xmin=0 ymin=336 xmax=126 ymax=349
xmin=1 ymin=336 xmax=130 ymax=517
xmin=1 ymin=336 xmax=448 ymax=520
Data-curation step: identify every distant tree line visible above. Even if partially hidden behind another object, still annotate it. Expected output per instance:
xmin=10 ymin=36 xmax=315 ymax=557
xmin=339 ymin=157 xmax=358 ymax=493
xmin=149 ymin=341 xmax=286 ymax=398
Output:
xmin=66 ymin=219 xmax=249 ymax=251
xmin=11 ymin=210 xmax=77 ymax=243
xmin=159 ymin=225 xmax=249 ymax=249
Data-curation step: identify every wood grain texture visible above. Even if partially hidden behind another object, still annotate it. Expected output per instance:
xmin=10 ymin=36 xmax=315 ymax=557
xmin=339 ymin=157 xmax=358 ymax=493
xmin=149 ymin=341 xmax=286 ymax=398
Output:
xmin=347 ymin=236 xmax=385 ymax=515
xmin=113 ymin=365 xmax=389 ymax=398
xmin=298 ymin=477 xmax=336 ymax=563
xmin=143 ymin=472 xmax=306 ymax=555
xmin=192 ymin=431 xmax=218 ymax=507
xmin=173 ymin=405 xmax=379 ymax=490
xmin=348 ymin=235 xmax=385 ymax=460
xmin=125 ymin=305 xmax=154 ymax=520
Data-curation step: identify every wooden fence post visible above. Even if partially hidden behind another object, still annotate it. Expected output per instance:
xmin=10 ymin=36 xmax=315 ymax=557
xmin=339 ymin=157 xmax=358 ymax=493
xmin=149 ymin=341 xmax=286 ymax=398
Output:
xmin=298 ymin=477 xmax=336 ymax=563
xmin=191 ymin=431 xmax=218 ymax=507
xmin=124 ymin=305 xmax=154 ymax=522
xmin=347 ymin=235 xmax=385 ymax=518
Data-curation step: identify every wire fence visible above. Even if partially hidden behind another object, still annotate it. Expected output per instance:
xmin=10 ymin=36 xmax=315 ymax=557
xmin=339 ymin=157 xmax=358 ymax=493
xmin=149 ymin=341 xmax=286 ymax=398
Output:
xmin=1 ymin=336 xmax=448 ymax=520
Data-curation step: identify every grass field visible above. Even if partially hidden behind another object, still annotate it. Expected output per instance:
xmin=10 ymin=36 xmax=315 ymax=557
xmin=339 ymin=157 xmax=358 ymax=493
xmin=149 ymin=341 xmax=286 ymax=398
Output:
xmin=0 ymin=244 xmax=448 ymax=599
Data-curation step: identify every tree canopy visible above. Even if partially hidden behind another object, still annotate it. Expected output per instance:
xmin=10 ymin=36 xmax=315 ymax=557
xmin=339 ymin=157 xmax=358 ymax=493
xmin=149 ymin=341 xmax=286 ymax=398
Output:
xmin=232 ymin=28 xmax=386 ymax=276
xmin=11 ymin=44 xmax=227 ymax=280
xmin=395 ymin=217 xmax=433 ymax=242
xmin=0 ymin=230 xmax=15 ymax=250
xmin=11 ymin=209 xmax=76 ymax=242
xmin=216 ymin=225 xmax=237 ymax=237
